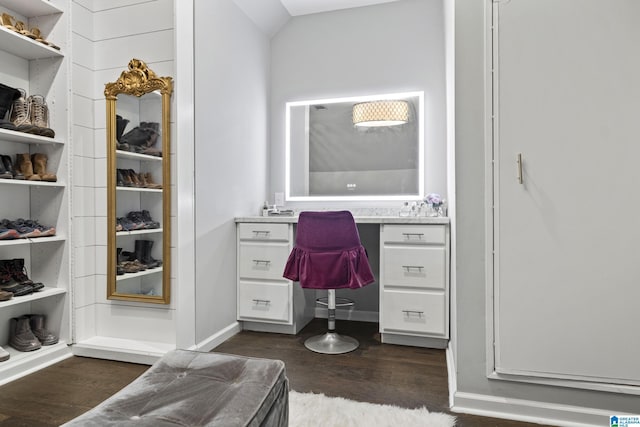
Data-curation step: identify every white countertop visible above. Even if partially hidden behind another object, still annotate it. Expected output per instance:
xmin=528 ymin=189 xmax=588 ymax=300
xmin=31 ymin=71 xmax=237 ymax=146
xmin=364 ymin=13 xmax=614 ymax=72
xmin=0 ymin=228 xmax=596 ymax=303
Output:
xmin=235 ymin=215 xmax=450 ymax=224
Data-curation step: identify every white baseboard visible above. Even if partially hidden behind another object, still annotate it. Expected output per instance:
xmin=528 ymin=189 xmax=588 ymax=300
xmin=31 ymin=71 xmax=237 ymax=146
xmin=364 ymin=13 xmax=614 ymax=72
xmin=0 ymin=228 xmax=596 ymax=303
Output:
xmin=189 ymin=322 xmax=241 ymax=353
xmin=445 ymin=345 xmax=457 ymax=409
xmin=452 ymin=391 xmax=616 ymax=427
xmin=314 ymin=307 xmax=378 ymax=323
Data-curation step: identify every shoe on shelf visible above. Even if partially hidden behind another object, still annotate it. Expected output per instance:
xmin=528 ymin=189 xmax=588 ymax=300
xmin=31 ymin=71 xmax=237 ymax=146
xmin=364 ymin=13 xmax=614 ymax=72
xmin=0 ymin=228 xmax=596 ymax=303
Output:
xmin=29 ymin=27 xmax=60 ymax=50
xmin=0 ymin=82 xmax=21 ymax=131
xmin=116 ymin=115 xmax=129 ymax=143
xmin=0 ymin=345 xmax=8 ymax=362
xmin=15 ymin=153 xmax=41 ymax=181
xmin=9 ymin=316 xmax=41 ymax=352
xmin=136 ymin=239 xmax=162 ymax=269
xmin=1 ymin=155 xmax=25 ymax=179
xmin=0 ymin=289 xmax=13 ymax=301
xmin=10 ymin=258 xmax=43 ymax=291
xmin=31 ymin=153 xmax=57 ymax=182
xmin=0 ymin=226 xmax=19 ymax=240
xmin=27 ymin=314 xmax=58 ymax=346
xmin=0 ymin=155 xmax=13 ymax=179
xmin=1 ymin=282 xmax=34 ymax=296
xmin=9 ymin=89 xmax=39 ymax=135
xmin=143 ymin=172 xmax=162 ymax=189
xmin=28 ymin=96 xmax=55 ymax=138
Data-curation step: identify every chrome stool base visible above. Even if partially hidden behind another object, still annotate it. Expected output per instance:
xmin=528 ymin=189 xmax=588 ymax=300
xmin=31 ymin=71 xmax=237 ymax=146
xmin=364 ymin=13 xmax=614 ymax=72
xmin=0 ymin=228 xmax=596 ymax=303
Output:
xmin=304 ymin=332 xmax=359 ymax=354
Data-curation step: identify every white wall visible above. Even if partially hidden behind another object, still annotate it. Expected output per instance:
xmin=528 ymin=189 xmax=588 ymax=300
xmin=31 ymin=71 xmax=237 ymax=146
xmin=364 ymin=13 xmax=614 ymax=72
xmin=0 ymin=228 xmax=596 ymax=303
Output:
xmin=270 ymin=0 xmax=446 ymax=207
xmin=453 ymin=0 xmax=640 ymax=420
xmin=193 ymin=0 xmax=270 ymax=344
xmin=71 ymin=0 xmax=178 ymax=345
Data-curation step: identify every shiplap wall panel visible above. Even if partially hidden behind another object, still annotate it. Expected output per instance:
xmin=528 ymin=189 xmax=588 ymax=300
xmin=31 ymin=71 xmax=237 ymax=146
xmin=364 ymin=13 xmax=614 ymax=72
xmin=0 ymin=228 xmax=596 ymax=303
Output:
xmin=93 ymin=0 xmax=173 ymax=40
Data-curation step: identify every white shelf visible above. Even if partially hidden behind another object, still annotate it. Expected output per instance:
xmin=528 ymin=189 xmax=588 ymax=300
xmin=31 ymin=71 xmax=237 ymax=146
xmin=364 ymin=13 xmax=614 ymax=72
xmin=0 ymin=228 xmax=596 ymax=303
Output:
xmin=0 ymin=287 xmax=65 ymax=308
xmin=0 ymin=341 xmax=71 ymax=386
xmin=116 ymin=150 xmax=162 ymax=162
xmin=116 ymin=266 xmax=163 ymax=281
xmin=0 ymin=235 xmax=65 ymax=247
xmin=0 ymin=128 xmax=63 ymax=145
xmin=117 ymin=186 xmax=162 ymax=193
xmin=0 ymin=25 xmax=62 ymax=60
xmin=0 ymin=178 xmax=64 ymax=188
xmin=0 ymin=0 xmax=63 ymax=17
xmin=116 ymin=228 xmax=163 ymax=236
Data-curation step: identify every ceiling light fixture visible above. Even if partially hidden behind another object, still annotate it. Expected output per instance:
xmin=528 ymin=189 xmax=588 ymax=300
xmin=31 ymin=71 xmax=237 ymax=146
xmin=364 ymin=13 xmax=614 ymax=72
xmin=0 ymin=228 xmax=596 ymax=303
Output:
xmin=352 ymin=100 xmax=409 ymax=127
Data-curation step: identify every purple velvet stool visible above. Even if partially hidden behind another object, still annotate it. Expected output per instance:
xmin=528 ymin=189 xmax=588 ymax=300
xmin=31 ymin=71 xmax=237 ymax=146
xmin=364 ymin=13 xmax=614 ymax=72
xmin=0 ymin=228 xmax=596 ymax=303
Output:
xmin=283 ymin=211 xmax=374 ymax=354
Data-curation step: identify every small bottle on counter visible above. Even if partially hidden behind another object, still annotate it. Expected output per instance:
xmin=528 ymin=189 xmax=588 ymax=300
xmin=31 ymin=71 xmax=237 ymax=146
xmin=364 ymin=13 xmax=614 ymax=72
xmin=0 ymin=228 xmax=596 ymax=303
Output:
xmin=399 ymin=202 xmax=411 ymax=217
xmin=262 ymin=201 xmax=269 ymax=217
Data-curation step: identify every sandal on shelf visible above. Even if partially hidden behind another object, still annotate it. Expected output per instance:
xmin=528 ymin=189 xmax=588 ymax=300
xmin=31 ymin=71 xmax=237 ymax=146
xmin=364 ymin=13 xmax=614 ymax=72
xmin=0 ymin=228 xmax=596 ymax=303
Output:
xmin=0 ymin=13 xmax=18 ymax=32
xmin=14 ymin=21 xmax=36 ymax=39
xmin=30 ymin=27 xmax=60 ymax=50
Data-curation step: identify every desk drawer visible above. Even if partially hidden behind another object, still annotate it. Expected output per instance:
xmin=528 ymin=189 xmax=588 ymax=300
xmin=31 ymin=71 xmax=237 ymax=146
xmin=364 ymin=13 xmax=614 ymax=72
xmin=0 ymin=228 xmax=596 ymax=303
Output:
xmin=238 ymin=281 xmax=290 ymax=322
xmin=383 ymin=246 xmax=445 ymax=290
xmin=382 ymin=290 xmax=446 ymax=336
xmin=381 ymin=225 xmax=445 ymax=245
xmin=239 ymin=242 xmax=290 ymax=280
xmin=238 ymin=223 xmax=290 ymax=241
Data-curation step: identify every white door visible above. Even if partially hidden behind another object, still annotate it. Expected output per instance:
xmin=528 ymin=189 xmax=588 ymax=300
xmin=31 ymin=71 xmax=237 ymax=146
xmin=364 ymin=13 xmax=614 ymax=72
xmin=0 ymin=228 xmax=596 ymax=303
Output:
xmin=494 ymin=0 xmax=640 ymax=384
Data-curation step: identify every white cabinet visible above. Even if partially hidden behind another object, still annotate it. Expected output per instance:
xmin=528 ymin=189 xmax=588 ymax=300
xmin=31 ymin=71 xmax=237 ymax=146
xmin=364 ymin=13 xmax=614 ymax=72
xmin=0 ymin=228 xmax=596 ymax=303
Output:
xmin=236 ymin=218 xmax=450 ymax=347
xmin=236 ymin=222 xmax=313 ymax=333
xmin=0 ymin=0 xmax=71 ymax=385
xmin=380 ymin=224 xmax=449 ymax=348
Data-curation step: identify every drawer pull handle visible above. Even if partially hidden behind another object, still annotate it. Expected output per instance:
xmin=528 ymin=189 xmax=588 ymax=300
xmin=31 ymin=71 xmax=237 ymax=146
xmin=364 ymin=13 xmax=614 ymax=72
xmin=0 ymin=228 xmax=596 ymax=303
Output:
xmin=252 ymin=230 xmax=271 ymax=236
xmin=253 ymin=259 xmax=271 ymax=265
xmin=402 ymin=310 xmax=424 ymax=318
xmin=402 ymin=233 xmax=424 ymax=240
xmin=253 ymin=299 xmax=271 ymax=306
xmin=402 ymin=265 xmax=424 ymax=271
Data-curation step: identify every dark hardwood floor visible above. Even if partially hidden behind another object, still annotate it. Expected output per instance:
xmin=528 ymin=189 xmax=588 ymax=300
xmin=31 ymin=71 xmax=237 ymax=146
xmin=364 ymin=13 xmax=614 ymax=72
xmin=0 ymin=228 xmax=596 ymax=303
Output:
xmin=0 ymin=319 xmax=549 ymax=426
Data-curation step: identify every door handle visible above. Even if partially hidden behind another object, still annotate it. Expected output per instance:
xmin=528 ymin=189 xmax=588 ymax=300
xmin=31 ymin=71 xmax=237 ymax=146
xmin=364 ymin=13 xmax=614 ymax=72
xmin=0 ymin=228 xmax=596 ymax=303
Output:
xmin=516 ymin=153 xmax=523 ymax=184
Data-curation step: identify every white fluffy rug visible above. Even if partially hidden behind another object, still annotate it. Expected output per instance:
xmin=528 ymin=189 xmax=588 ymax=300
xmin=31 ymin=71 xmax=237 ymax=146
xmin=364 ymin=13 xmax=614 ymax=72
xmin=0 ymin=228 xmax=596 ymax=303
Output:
xmin=289 ymin=391 xmax=456 ymax=427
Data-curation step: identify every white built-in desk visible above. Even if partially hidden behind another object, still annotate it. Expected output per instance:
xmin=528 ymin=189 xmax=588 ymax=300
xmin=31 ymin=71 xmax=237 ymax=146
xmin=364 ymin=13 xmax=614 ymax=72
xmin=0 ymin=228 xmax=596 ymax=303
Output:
xmin=235 ymin=215 xmax=450 ymax=349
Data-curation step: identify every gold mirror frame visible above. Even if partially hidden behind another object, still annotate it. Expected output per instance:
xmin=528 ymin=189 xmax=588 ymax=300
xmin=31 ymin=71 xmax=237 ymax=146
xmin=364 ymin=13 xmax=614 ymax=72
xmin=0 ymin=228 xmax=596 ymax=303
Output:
xmin=105 ymin=59 xmax=173 ymax=303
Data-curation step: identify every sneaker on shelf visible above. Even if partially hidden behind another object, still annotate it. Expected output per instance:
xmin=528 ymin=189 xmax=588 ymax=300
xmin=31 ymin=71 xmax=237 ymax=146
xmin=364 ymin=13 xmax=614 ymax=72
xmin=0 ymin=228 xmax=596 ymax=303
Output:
xmin=28 ymin=95 xmax=55 ymax=138
xmin=0 ymin=345 xmax=9 ymax=362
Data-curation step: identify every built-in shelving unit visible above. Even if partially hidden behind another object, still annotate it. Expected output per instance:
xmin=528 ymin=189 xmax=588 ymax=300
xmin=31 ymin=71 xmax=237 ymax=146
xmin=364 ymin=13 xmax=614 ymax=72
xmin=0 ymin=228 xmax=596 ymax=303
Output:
xmin=0 ymin=0 xmax=71 ymax=385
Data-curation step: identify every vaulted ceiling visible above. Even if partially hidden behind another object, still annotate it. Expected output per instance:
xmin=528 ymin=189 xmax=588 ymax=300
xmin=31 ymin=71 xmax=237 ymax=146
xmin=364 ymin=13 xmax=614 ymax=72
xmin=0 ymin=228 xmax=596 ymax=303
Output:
xmin=232 ymin=0 xmax=403 ymax=36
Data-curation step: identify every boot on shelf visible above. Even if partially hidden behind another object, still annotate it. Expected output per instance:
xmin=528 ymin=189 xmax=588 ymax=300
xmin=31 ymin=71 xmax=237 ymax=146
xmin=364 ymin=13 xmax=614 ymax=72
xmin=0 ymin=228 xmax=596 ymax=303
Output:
xmin=9 ymin=316 xmax=41 ymax=352
xmin=31 ymin=153 xmax=57 ymax=182
xmin=15 ymin=153 xmax=40 ymax=181
xmin=1 ymin=155 xmax=24 ymax=179
xmin=28 ymin=95 xmax=55 ymax=138
xmin=0 ymin=289 xmax=12 ymax=301
xmin=27 ymin=314 xmax=58 ymax=345
xmin=0 ymin=155 xmax=13 ymax=179
xmin=0 ymin=82 xmax=20 ymax=131
xmin=11 ymin=259 xmax=44 ymax=291
xmin=9 ymin=89 xmax=38 ymax=134
xmin=116 ymin=248 xmax=124 ymax=275
xmin=116 ymin=115 xmax=129 ymax=149
xmin=143 ymin=172 xmax=162 ymax=189
xmin=136 ymin=240 xmax=162 ymax=269
xmin=0 ymin=259 xmax=34 ymax=296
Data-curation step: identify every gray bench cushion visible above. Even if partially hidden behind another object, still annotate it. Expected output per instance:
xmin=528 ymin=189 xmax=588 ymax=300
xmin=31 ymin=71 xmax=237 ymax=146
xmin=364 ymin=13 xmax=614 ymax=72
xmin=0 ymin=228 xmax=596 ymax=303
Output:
xmin=63 ymin=350 xmax=288 ymax=427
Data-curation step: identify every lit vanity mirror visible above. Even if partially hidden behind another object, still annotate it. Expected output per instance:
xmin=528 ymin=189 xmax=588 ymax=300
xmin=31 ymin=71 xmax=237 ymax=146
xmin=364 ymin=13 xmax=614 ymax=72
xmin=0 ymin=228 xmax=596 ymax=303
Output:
xmin=105 ymin=59 xmax=173 ymax=303
xmin=286 ymin=91 xmax=424 ymax=201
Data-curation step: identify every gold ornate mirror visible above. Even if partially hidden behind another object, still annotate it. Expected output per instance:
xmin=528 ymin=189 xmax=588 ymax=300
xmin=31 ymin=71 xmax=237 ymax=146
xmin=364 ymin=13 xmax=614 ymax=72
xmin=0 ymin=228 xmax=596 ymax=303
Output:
xmin=105 ymin=59 xmax=173 ymax=303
